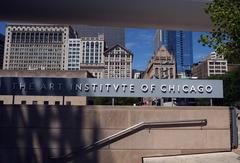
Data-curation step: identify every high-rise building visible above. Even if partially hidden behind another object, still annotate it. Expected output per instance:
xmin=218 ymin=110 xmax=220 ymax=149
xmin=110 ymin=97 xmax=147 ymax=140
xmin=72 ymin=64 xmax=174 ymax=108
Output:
xmin=79 ymin=34 xmax=105 ymax=78
xmin=80 ymin=34 xmax=104 ymax=64
xmin=72 ymin=25 xmax=125 ymax=48
xmin=144 ymin=45 xmax=176 ymax=79
xmin=154 ymin=30 xmax=162 ymax=53
xmin=191 ymin=52 xmax=228 ymax=79
xmin=68 ymin=39 xmax=81 ymax=70
xmin=155 ymin=30 xmax=193 ymax=74
xmin=0 ymin=34 xmax=4 ymax=69
xmin=143 ymin=45 xmax=176 ymax=106
xmin=104 ymin=44 xmax=133 ymax=79
xmin=3 ymin=24 xmax=74 ymax=70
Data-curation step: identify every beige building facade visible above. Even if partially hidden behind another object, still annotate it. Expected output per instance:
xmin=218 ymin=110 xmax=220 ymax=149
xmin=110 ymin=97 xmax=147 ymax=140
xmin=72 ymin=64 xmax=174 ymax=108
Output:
xmin=192 ymin=52 xmax=228 ymax=79
xmin=143 ymin=46 xmax=176 ymax=105
xmin=0 ymin=70 xmax=92 ymax=105
xmin=80 ymin=63 xmax=105 ymax=79
xmin=3 ymin=24 xmax=73 ymax=71
xmin=79 ymin=34 xmax=105 ymax=78
xmin=104 ymin=44 xmax=133 ymax=79
xmin=144 ymin=46 xmax=176 ymax=79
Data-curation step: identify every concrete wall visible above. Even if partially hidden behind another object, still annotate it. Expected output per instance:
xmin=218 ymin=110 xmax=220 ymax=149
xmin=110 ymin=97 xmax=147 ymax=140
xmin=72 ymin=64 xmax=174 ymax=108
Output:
xmin=0 ymin=95 xmax=12 ymax=104
xmin=0 ymin=70 xmax=91 ymax=106
xmin=0 ymin=105 xmax=231 ymax=163
xmin=0 ymin=95 xmax=87 ymax=105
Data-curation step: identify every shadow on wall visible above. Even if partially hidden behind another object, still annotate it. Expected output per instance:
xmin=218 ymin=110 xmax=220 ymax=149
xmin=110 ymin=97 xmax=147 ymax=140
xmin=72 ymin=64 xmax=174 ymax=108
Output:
xmin=0 ymin=105 xmax=100 ymax=163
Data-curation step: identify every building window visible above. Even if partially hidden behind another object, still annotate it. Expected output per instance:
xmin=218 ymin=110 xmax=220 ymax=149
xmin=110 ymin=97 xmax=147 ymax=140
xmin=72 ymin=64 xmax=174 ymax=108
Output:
xmin=55 ymin=101 xmax=60 ymax=105
xmin=66 ymin=101 xmax=71 ymax=105
xmin=32 ymin=101 xmax=38 ymax=105
xmin=0 ymin=100 xmax=4 ymax=105
xmin=155 ymin=68 xmax=159 ymax=75
xmin=21 ymin=101 xmax=27 ymax=105
xmin=44 ymin=101 xmax=49 ymax=105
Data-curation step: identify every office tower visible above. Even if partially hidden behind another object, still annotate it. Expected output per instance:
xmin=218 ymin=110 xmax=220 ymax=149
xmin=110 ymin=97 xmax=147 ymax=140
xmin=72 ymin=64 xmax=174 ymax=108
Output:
xmin=191 ymin=52 xmax=228 ymax=79
xmin=68 ymin=39 xmax=81 ymax=70
xmin=0 ymin=34 xmax=4 ymax=69
xmin=154 ymin=29 xmax=163 ymax=53
xmin=72 ymin=25 xmax=125 ymax=48
xmin=155 ymin=30 xmax=193 ymax=74
xmin=3 ymin=24 xmax=74 ymax=70
xmin=80 ymin=34 xmax=104 ymax=64
xmin=144 ymin=45 xmax=176 ymax=79
xmin=80 ymin=34 xmax=105 ymax=78
xmin=104 ymin=44 xmax=133 ymax=79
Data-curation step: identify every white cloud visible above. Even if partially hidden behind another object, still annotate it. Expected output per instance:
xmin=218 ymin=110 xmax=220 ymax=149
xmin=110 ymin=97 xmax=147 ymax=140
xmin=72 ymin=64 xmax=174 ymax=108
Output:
xmin=193 ymin=53 xmax=209 ymax=63
xmin=126 ymin=42 xmax=137 ymax=49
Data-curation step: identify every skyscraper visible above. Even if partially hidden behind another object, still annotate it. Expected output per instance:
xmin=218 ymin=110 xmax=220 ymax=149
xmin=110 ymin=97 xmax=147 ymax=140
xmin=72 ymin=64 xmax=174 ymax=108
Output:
xmin=0 ymin=34 xmax=4 ymax=69
xmin=155 ymin=30 xmax=193 ymax=74
xmin=68 ymin=38 xmax=81 ymax=70
xmin=3 ymin=24 xmax=74 ymax=70
xmin=72 ymin=25 xmax=125 ymax=48
xmin=79 ymin=34 xmax=105 ymax=78
xmin=80 ymin=34 xmax=105 ymax=64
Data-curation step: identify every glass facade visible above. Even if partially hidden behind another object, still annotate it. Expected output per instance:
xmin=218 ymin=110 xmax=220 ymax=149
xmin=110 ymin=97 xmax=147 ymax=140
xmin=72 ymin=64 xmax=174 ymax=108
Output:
xmin=72 ymin=25 xmax=125 ymax=48
xmin=68 ymin=39 xmax=81 ymax=70
xmin=0 ymin=34 xmax=4 ymax=69
xmin=158 ymin=30 xmax=193 ymax=73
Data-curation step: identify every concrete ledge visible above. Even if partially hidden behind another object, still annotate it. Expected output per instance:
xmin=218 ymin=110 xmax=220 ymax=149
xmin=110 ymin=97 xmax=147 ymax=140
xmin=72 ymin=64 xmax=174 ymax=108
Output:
xmin=143 ymin=152 xmax=240 ymax=163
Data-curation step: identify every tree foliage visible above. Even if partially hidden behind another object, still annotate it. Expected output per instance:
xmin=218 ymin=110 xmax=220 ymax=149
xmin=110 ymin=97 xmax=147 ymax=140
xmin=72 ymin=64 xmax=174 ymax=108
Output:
xmin=208 ymin=70 xmax=240 ymax=106
xmin=199 ymin=0 xmax=240 ymax=63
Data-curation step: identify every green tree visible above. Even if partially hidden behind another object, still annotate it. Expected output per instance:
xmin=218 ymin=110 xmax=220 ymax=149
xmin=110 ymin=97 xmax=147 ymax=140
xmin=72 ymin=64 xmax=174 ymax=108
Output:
xmin=209 ymin=70 xmax=240 ymax=106
xmin=199 ymin=0 xmax=240 ymax=63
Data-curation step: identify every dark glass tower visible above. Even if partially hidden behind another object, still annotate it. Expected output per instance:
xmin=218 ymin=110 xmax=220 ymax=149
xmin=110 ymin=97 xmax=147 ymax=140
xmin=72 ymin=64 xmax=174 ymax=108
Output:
xmin=72 ymin=25 xmax=125 ymax=48
xmin=156 ymin=30 xmax=193 ymax=73
xmin=0 ymin=34 xmax=4 ymax=69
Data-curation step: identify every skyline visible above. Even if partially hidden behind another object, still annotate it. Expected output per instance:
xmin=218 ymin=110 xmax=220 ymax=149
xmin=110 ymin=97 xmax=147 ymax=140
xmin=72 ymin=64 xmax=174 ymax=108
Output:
xmin=160 ymin=30 xmax=193 ymax=73
xmin=125 ymin=28 xmax=213 ymax=71
xmin=0 ymin=22 xmax=212 ymax=71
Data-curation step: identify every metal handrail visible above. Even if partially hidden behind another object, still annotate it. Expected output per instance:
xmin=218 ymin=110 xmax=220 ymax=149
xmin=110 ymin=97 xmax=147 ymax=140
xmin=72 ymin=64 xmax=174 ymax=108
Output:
xmin=49 ymin=119 xmax=207 ymax=162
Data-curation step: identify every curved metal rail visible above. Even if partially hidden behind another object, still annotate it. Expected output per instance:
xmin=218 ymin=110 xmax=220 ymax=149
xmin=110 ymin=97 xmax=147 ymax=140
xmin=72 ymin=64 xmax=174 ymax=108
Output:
xmin=49 ymin=119 xmax=207 ymax=162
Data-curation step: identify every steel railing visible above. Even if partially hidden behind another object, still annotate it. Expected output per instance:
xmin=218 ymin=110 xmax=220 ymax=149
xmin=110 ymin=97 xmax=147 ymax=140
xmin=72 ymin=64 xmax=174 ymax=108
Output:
xmin=49 ymin=119 xmax=207 ymax=162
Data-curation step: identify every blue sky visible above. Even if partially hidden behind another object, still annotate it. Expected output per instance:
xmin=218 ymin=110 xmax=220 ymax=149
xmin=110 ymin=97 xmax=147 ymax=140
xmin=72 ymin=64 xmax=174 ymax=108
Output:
xmin=0 ymin=22 xmax=6 ymax=34
xmin=0 ymin=22 xmax=212 ymax=71
xmin=125 ymin=28 xmax=213 ymax=71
